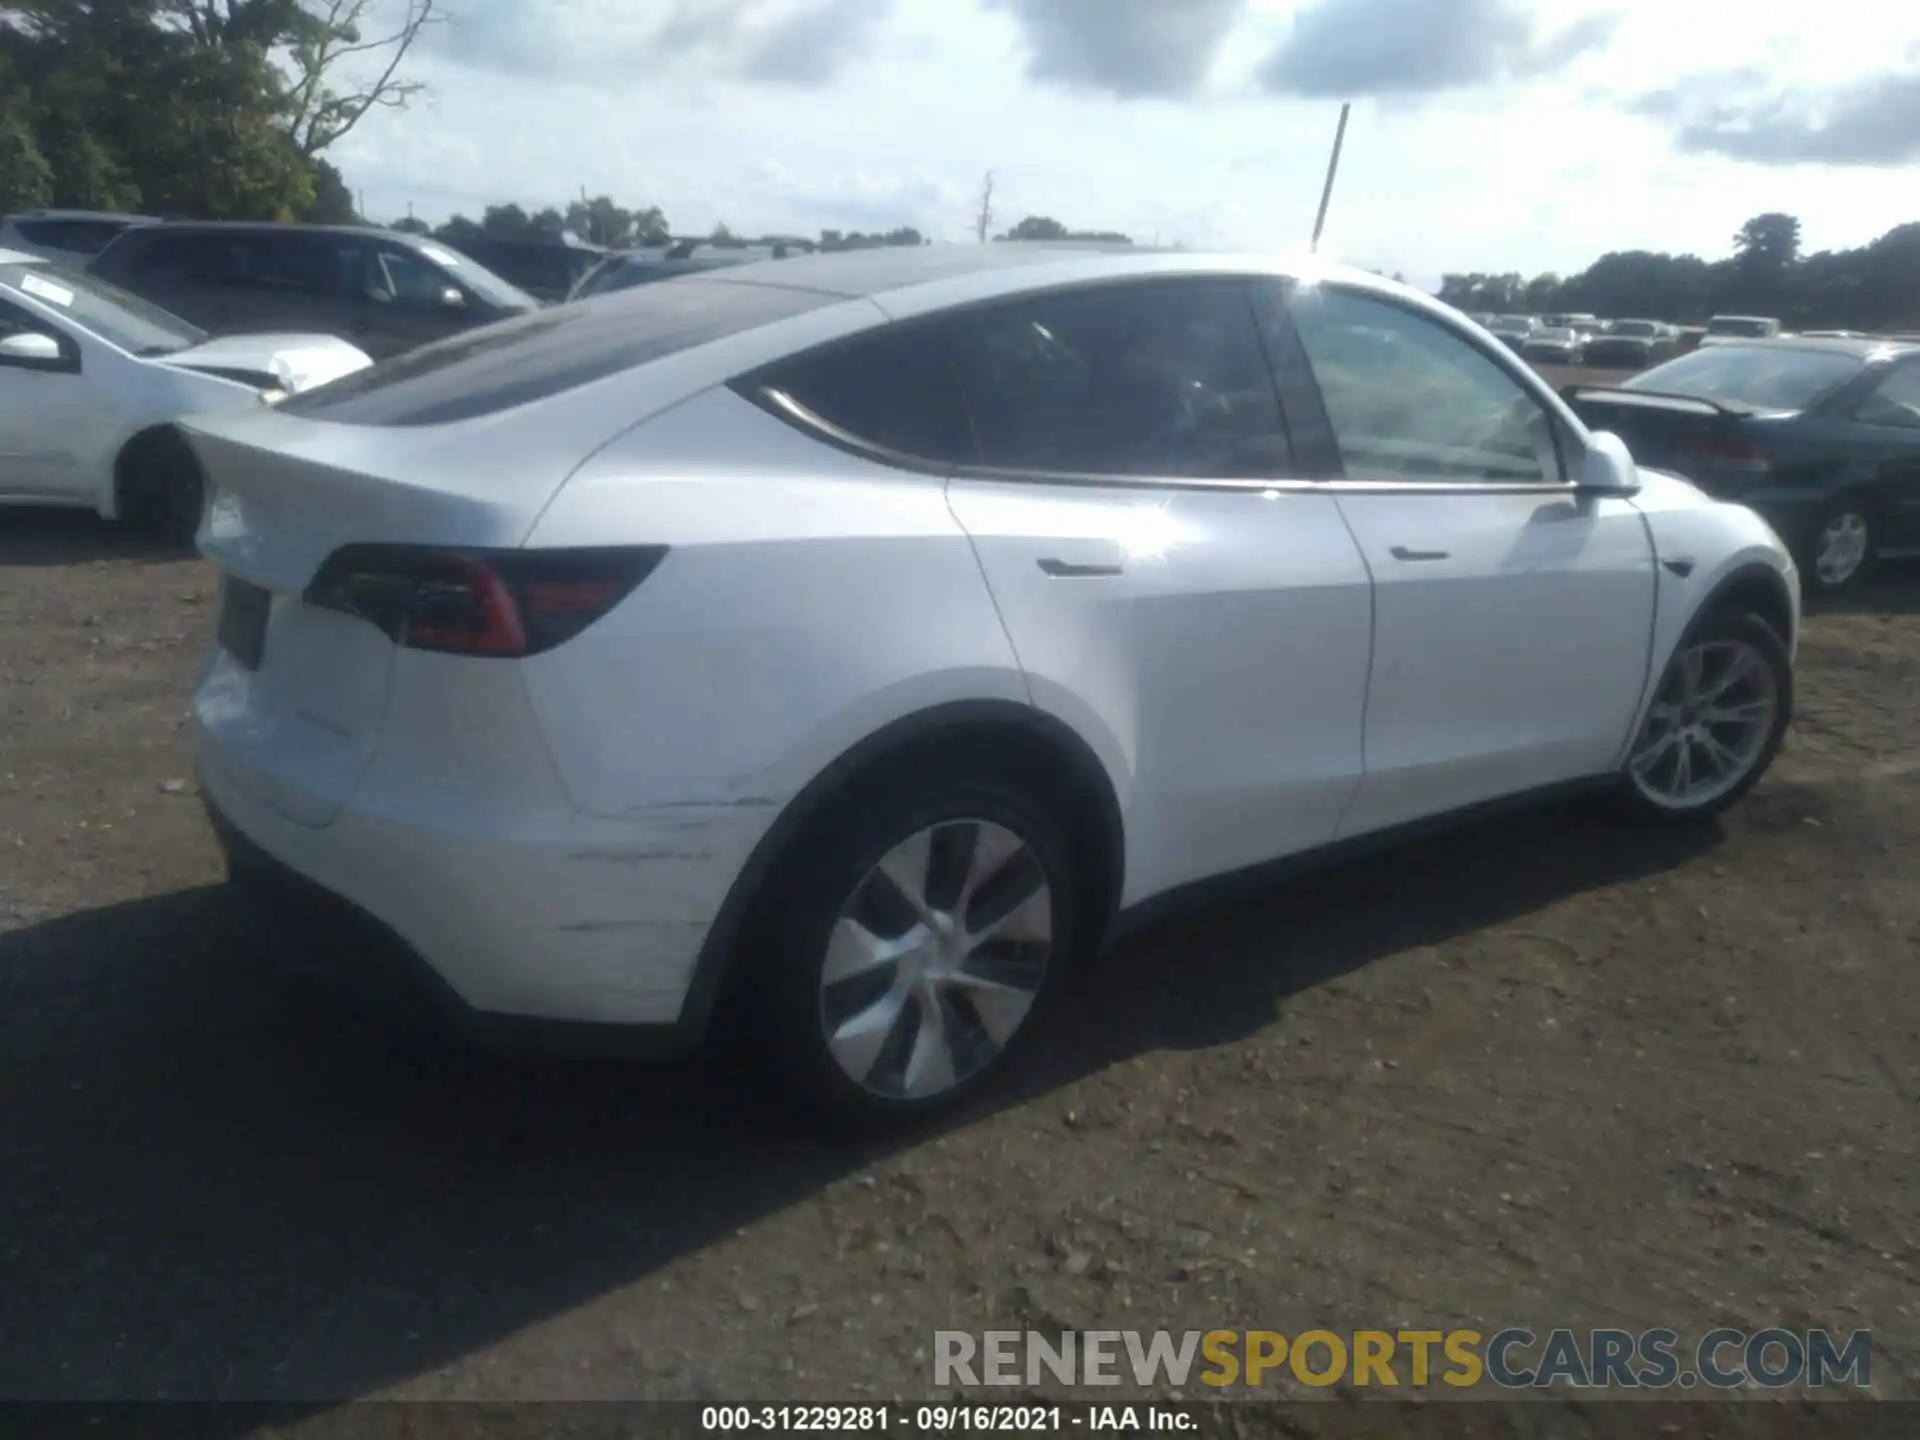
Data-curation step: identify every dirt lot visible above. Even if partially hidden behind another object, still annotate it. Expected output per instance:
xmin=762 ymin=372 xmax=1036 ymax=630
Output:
xmin=2 ymin=508 xmax=1917 ymax=1418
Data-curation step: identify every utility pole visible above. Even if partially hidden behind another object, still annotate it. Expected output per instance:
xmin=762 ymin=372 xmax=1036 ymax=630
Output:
xmin=1310 ymin=103 xmax=1351 ymax=254
xmin=974 ymin=170 xmax=995 ymax=244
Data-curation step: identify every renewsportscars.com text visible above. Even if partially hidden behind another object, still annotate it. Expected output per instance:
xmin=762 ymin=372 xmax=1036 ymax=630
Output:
xmin=933 ymin=1327 xmax=1873 ymax=1391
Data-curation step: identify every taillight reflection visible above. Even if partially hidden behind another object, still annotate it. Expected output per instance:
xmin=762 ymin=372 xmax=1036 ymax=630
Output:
xmin=305 ymin=545 xmax=668 ymax=657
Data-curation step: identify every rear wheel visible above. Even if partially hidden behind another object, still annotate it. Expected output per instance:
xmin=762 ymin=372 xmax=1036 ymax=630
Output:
xmin=1617 ymin=608 xmax=1791 ymax=822
xmin=755 ymin=767 xmax=1079 ymax=1122
xmin=1803 ymin=495 xmax=1878 ymax=595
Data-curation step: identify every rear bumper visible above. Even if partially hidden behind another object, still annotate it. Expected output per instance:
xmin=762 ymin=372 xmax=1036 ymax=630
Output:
xmin=205 ymin=796 xmax=701 ymax=1060
xmin=193 ymin=709 xmax=765 ymax=1035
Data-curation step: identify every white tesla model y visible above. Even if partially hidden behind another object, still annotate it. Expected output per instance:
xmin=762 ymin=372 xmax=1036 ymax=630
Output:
xmin=182 ymin=247 xmax=1799 ymax=1118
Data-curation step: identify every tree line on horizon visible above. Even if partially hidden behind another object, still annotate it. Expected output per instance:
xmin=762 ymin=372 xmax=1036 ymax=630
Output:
xmin=1442 ymin=213 xmax=1920 ymax=331
xmin=391 ymin=203 xmax=1137 ymax=256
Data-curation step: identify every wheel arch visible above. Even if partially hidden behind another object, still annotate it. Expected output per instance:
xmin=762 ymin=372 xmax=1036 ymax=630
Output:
xmin=110 ymin=421 xmax=199 ymax=522
xmin=1615 ymin=557 xmax=1798 ymax=771
xmin=1694 ymin=561 xmax=1797 ymax=653
xmin=675 ymin=698 xmax=1127 ymax=1040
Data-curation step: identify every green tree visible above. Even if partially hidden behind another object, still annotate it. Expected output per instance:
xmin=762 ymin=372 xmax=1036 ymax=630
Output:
xmin=389 ymin=214 xmax=430 ymax=235
xmin=1734 ymin=212 xmax=1801 ymax=271
xmin=433 ymin=213 xmax=483 ymax=245
xmin=304 ymin=155 xmax=356 ymax=222
xmin=0 ymin=102 xmax=55 ymax=212
xmin=1002 ymin=215 xmax=1069 ymax=241
xmin=479 ymin=203 xmax=533 ymax=238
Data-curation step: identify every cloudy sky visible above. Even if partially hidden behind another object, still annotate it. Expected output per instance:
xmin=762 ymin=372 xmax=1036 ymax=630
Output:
xmin=332 ymin=0 xmax=1920 ymax=288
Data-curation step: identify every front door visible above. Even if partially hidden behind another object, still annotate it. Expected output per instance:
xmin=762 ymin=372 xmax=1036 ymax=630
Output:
xmin=1273 ymin=282 xmax=1658 ymax=837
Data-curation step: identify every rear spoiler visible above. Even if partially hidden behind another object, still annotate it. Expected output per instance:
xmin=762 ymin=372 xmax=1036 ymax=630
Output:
xmin=1560 ymin=385 xmax=1754 ymax=418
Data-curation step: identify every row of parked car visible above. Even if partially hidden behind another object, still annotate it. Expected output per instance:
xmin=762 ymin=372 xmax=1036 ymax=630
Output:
xmin=0 ymin=207 xmax=785 ymax=361
xmin=4 ymin=205 xmax=1919 ymax=595
xmin=1467 ymin=309 xmax=1920 ymax=371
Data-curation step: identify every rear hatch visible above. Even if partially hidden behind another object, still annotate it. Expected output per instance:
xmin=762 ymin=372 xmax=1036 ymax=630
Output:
xmin=180 ymin=405 xmax=600 ymax=825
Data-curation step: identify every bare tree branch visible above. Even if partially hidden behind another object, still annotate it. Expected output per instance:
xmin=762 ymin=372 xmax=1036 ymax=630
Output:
xmin=286 ymin=0 xmax=444 ymax=155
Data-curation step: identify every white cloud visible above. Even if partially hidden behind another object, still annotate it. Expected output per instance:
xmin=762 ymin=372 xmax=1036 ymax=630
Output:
xmin=332 ymin=0 xmax=1920 ymax=280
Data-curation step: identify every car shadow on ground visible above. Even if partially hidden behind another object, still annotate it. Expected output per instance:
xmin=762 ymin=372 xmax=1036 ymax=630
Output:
xmin=0 ymin=507 xmax=191 ymax=568
xmin=0 ymin=796 xmax=1721 ymax=1415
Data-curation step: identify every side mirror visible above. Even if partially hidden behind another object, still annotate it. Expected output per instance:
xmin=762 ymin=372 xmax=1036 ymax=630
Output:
xmin=0 ymin=331 xmax=63 ymax=364
xmin=438 ymin=286 xmax=466 ymax=309
xmin=1578 ymin=430 xmax=1642 ymax=497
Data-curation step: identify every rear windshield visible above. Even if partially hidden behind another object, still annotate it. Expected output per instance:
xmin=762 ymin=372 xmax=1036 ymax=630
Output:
xmin=279 ymin=277 xmax=837 ymax=426
xmin=1608 ymin=321 xmax=1657 ymax=337
xmin=1625 ymin=345 xmax=1863 ymax=411
xmin=1706 ymin=318 xmax=1774 ymax=337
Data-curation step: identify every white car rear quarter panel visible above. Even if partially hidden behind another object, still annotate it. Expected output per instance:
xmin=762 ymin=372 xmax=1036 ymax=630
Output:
xmin=520 ymin=384 xmax=1032 ymax=829
xmin=198 ymin=649 xmax=731 ymax=1022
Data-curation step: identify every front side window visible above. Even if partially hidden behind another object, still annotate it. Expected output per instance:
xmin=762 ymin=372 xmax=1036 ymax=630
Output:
xmin=342 ymin=241 xmax=460 ymax=309
xmin=1853 ymin=364 xmax=1920 ymax=430
xmin=945 ymin=278 xmax=1291 ymax=479
xmin=1289 ymin=287 xmax=1564 ymax=484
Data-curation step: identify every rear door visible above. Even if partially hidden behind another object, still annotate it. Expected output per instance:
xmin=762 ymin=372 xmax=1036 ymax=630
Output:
xmin=920 ymin=277 xmax=1375 ymax=902
xmin=0 ymin=292 xmax=86 ymax=500
xmin=1271 ymin=282 xmax=1657 ymax=837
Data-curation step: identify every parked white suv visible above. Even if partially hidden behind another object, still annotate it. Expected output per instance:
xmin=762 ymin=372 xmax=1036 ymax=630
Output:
xmin=181 ymin=248 xmax=1800 ymax=1119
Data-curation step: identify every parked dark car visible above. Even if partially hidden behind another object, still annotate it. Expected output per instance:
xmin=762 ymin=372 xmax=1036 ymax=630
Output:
xmin=566 ymin=242 xmax=795 ymax=302
xmin=87 ymin=222 xmax=539 ymax=360
xmin=1566 ymin=337 xmax=1920 ymax=593
xmin=441 ymin=235 xmax=607 ymax=303
xmin=0 ymin=209 xmax=156 ymax=264
xmin=1583 ymin=318 xmax=1680 ymax=370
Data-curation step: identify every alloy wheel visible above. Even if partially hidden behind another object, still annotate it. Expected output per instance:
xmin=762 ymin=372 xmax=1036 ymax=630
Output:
xmin=817 ymin=819 xmax=1053 ymax=1102
xmin=1814 ymin=510 xmax=1870 ymax=588
xmin=1627 ymin=638 xmax=1781 ymax=811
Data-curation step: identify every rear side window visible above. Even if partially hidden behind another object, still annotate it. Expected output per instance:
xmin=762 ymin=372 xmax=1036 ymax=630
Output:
xmin=244 ymin=233 xmax=339 ymax=296
xmin=121 ymin=232 xmax=228 ymax=282
xmin=280 ymin=277 xmax=836 ymax=426
xmin=751 ymin=325 xmax=975 ymax=464
xmin=944 ymin=278 xmax=1291 ymax=479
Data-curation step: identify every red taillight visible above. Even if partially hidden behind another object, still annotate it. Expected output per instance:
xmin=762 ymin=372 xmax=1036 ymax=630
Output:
xmin=305 ymin=545 xmax=667 ymax=657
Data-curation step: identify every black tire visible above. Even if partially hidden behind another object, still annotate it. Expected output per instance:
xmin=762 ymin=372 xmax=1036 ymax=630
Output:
xmin=752 ymin=763 xmax=1083 ymax=1124
xmin=116 ymin=428 xmax=204 ymax=547
xmin=1799 ymin=492 xmax=1878 ymax=596
xmin=1612 ymin=607 xmax=1792 ymax=825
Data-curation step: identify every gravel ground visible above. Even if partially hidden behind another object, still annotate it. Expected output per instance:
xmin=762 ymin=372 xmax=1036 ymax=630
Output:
xmin=1 ymin=508 xmax=1917 ymax=1417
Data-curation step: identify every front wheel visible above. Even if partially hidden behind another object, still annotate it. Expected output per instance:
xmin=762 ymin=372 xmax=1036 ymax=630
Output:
xmin=755 ymin=769 xmax=1080 ymax=1122
xmin=1617 ymin=608 xmax=1792 ymax=822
